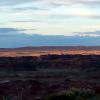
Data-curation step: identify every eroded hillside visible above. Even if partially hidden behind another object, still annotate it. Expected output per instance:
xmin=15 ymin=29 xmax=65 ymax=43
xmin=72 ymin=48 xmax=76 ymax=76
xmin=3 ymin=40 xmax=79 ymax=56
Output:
xmin=0 ymin=54 xmax=99 ymax=100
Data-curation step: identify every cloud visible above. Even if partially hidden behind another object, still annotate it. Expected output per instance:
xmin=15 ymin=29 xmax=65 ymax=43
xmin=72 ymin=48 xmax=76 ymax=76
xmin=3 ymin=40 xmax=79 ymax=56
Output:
xmin=0 ymin=0 xmax=100 ymax=36
xmin=76 ymin=0 xmax=100 ymax=5
xmin=1 ymin=30 xmax=100 ymax=48
xmin=13 ymin=20 xmax=40 ymax=23
xmin=75 ymin=31 xmax=100 ymax=37
xmin=0 ymin=0 xmax=100 ymax=19
xmin=1 ymin=27 xmax=100 ymax=37
xmin=0 ymin=28 xmax=18 ymax=33
xmin=0 ymin=0 xmax=36 ymax=6
xmin=13 ymin=7 xmax=48 ymax=11
xmin=68 ymin=7 xmax=100 ymax=18
xmin=1 ymin=27 xmax=100 ymax=48
xmin=0 ymin=28 xmax=22 ymax=36
xmin=0 ymin=28 xmax=38 ymax=36
xmin=0 ymin=0 xmax=100 ymax=6
xmin=43 ymin=0 xmax=100 ymax=7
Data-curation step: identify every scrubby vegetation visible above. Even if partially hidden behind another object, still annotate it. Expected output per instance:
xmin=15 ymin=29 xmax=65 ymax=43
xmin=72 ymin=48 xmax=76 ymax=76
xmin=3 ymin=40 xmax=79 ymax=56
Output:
xmin=44 ymin=89 xmax=100 ymax=100
xmin=0 ymin=87 xmax=99 ymax=100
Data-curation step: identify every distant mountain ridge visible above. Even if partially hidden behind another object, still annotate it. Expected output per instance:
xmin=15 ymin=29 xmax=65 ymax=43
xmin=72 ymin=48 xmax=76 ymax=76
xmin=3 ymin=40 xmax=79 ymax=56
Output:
xmin=1 ymin=46 xmax=100 ymax=51
xmin=0 ymin=33 xmax=100 ymax=48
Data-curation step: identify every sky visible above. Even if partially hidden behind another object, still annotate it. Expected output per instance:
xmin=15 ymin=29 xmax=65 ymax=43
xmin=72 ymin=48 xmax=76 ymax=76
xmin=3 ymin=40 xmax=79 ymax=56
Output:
xmin=0 ymin=0 xmax=100 ymax=36
xmin=0 ymin=0 xmax=100 ymax=47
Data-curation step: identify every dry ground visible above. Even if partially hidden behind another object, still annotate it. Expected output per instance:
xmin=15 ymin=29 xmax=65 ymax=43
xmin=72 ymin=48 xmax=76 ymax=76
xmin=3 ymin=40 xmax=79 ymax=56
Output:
xmin=0 ymin=50 xmax=100 ymax=57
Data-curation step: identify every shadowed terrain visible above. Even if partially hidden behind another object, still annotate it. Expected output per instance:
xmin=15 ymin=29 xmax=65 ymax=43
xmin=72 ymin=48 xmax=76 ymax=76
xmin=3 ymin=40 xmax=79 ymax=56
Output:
xmin=0 ymin=47 xmax=99 ymax=100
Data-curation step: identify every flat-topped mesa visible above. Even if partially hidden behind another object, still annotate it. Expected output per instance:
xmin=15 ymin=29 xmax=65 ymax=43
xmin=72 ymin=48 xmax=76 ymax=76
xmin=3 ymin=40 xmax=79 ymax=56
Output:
xmin=0 ymin=54 xmax=100 ymax=71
